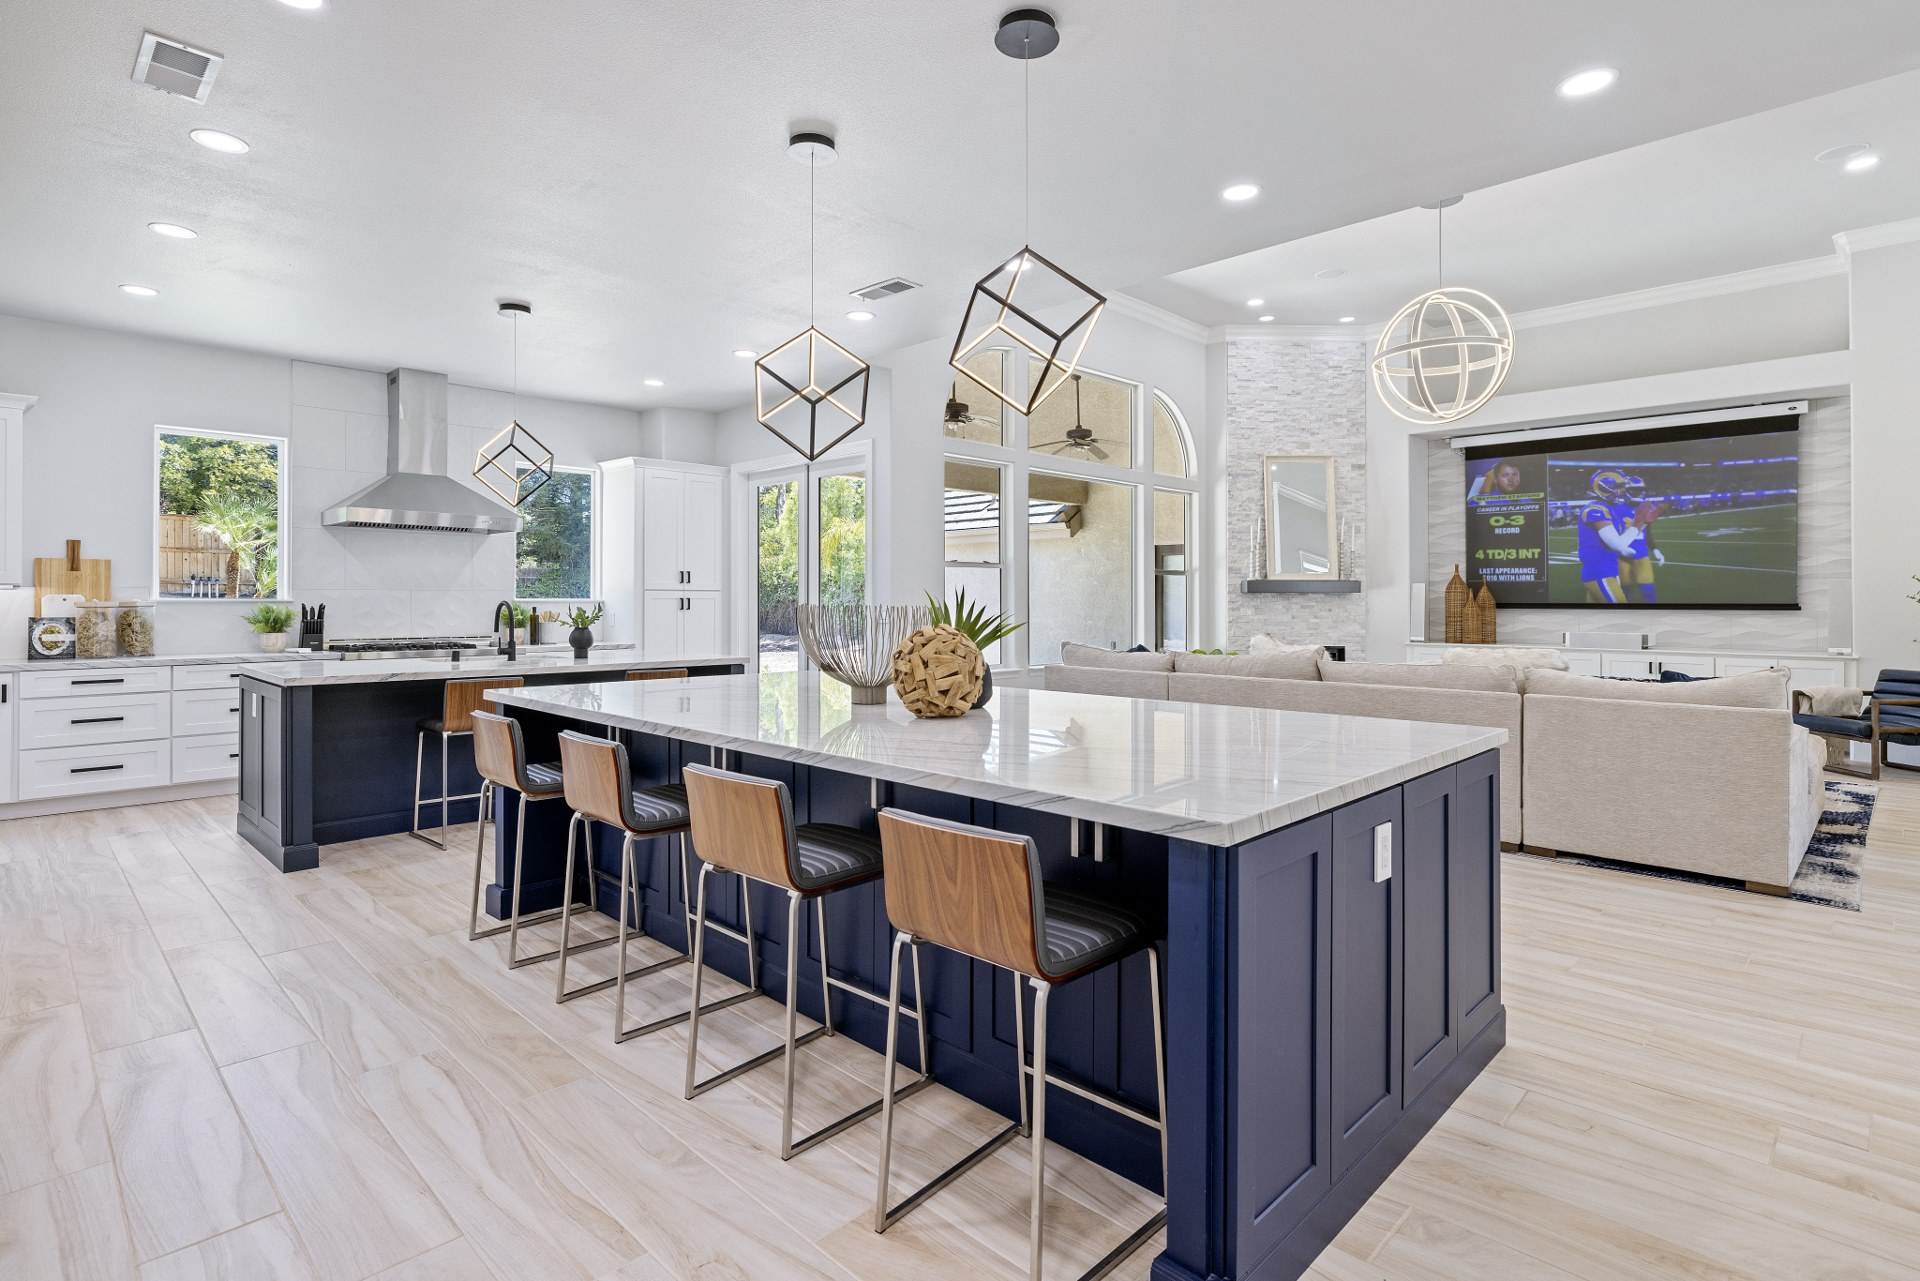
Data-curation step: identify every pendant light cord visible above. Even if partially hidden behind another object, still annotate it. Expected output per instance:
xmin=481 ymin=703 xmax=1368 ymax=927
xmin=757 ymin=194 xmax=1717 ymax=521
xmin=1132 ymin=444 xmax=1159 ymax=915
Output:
xmin=809 ymin=153 xmax=816 ymax=327
xmin=1024 ymin=33 xmax=1031 ymax=245
xmin=510 ymin=309 xmax=518 ymax=409
xmin=1437 ymin=203 xmax=1445 ymax=288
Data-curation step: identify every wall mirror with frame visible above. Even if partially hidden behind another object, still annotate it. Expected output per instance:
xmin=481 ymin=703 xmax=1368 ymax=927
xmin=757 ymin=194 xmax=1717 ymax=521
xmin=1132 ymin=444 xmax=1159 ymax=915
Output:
xmin=1264 ymin=455 xmax=1337 ymax=578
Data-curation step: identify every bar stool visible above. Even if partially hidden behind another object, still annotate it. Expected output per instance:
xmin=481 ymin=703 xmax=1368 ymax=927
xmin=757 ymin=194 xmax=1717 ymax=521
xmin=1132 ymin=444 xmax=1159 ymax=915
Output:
xmin=628 ymin=668 xmax=689 ymax=681
xmin=412 ymin=677 xmax=523 ymax=849
xmin=467 ymin=710 xmax=590 ymax=969
xmin=678 ymin=764 xmax=932 ymax=1159
xmin=872 ymin=809 xmax=1168 ymax=1281
xmin=552 ymin=730 xmax=698 ymax=1014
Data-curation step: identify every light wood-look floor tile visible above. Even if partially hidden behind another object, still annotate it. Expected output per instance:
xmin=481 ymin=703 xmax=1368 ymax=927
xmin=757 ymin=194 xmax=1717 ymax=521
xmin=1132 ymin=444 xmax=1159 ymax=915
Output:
xmin=131 ymin=873 xmax=239 ymax=951
xmin=164 ymin=938 xmax=316 ymax=1066
xmin=0 ymin=1162 xmax=137 ymax=1281
xmin=206 ymin=876 xmax=330 ymax=956
xmin=384 ymin=956 xmax=588 ymax=1104
xmin=357 ymin=1051 xmax=646 ymax=1281
xmin=0 ymin=1003 xmax=110 ymax=1195
xmin=222 ymin=1041 xmax=459 ymax=1281
xmin=93 ymin=1029 xmax=280 ymax=1263
xmin=366 ymin=1238 xmax=494 ymax=1281
xmin=69 ymin=927 xmax=195 ymax=1052
xmin=55 ymin=866 xmax=151 ymax=949
xmin=136 ymin=1213 xmax=318 ymax=1281
xmin=264 ymin=940 xmax=439 ymax=1076
xmin=0 ymin=910 xmax=76 ymax=1018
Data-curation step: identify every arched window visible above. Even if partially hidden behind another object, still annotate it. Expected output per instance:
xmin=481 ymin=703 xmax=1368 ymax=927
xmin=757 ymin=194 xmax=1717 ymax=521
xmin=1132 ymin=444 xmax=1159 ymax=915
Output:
xmin=1152 ymin=392 xmax=1193 ymax=478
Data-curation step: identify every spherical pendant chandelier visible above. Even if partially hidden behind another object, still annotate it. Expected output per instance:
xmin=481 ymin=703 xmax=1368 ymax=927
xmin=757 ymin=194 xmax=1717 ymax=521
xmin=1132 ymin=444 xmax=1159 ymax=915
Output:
xmin=1369 ymin=197 xmax=1514 ymax=426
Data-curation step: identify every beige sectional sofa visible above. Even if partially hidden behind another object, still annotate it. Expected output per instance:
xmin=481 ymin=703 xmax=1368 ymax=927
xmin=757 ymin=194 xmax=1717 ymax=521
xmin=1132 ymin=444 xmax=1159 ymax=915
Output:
xmin=1044 ymin=647 xmax=1823 ymax=892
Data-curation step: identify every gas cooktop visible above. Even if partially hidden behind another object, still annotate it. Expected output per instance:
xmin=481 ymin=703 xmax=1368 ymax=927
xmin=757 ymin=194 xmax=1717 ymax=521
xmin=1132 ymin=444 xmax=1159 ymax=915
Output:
xmin=323 ymin=636 xmax=488 ymax=661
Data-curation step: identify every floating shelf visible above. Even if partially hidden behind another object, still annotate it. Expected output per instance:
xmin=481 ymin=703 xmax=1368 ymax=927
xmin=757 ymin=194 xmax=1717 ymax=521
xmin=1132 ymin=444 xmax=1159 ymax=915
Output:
xmin=1240 ymin=579 xmax=1363 ymax=595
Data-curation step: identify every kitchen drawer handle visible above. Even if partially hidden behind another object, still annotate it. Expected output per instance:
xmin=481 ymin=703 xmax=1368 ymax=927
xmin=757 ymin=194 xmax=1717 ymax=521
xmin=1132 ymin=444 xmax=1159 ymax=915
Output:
xmin=72 ymin=677 xmax=126 ymax=686
xmin=229 ymin=752 xmax=240 ymax=760
xmin=229 ymin=707 xmax=240 ymax=714
xmin=70 ymin=715 xmax=126 ymax=725
xmin=70 ymin=764 xmax=126 ymax=775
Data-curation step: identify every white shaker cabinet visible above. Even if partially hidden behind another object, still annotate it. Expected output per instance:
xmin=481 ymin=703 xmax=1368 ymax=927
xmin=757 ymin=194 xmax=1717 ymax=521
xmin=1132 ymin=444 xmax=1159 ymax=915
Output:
xmin=0 ymin=392 xmax=34 ymax=588
xmin=0 ymin=675 xmax=14 ymax=803
xmin=603 ymin=458 xmax=727 ymax=656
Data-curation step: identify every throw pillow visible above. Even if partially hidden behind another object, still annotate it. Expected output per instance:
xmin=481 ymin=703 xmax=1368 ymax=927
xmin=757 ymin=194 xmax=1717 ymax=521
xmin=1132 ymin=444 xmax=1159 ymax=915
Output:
xmin=1319 ymin=659 xmax=1518 ymax=693
xmin=1171 ymin=648 xmax=1323 ymax=680
xmin=1059 ymin=641 xmax=1174 ymax=672
xmin=1525 ymin=666 xmax=1788 ymax=710
xmin=1443 ymin=645 xmax=1568 ymax=693
xmin=1248 ymin=633 xmax=1324 ymax=657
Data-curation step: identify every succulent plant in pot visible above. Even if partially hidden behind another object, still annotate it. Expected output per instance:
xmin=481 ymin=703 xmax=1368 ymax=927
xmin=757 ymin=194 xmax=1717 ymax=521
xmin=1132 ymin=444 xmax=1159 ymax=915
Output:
xmin=925 ymin=588 xmax=1025 ymax=708
xmin=565 ymin=603 xmax=604 ymax=658
xmin=242 ymin=602 xmax=296 ymax=653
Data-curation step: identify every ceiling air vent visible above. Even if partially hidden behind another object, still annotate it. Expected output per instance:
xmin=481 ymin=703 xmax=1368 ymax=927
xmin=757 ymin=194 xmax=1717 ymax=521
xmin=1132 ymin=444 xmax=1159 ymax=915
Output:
xmin=132 ymin=32 xmax=223 ymax=104
xmin=851 ymin=277 xmax=921 ymax=302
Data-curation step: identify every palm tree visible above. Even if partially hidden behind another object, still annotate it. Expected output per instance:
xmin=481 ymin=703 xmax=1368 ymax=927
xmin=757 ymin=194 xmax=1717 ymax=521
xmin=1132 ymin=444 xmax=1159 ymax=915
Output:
xmin=196 ymin=493 xmax=276 ymax=598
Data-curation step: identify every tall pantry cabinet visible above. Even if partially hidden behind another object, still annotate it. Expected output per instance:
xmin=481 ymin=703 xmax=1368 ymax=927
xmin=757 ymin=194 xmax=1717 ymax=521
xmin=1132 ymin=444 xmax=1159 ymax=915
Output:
xmin=602 ymin=458 xmax=727 ymax=659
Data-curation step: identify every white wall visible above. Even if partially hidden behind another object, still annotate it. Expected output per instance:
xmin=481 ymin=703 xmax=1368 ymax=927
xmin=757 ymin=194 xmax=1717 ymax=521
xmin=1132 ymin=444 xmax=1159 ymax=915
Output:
xmin=0 ymin=312 xmax=734 ymax=657
xmin=1847 ymin=241 xmax=1920 ymax=680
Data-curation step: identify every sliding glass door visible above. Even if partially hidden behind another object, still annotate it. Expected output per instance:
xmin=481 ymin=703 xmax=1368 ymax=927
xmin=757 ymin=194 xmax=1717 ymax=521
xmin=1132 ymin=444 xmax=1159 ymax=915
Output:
xmin=748 ymin=455 xmax=870 ymax=672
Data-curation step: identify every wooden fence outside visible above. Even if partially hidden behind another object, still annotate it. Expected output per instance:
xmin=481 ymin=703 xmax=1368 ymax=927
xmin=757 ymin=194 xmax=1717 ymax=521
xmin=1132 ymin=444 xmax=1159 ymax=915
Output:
xmin=159 ymin=513 xmax=253 ymax=596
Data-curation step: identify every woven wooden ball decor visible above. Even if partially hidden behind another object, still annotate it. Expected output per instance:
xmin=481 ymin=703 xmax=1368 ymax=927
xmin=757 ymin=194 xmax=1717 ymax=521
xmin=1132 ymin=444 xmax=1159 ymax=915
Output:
xmin=890 ymin=624 xmax=985 ymax=718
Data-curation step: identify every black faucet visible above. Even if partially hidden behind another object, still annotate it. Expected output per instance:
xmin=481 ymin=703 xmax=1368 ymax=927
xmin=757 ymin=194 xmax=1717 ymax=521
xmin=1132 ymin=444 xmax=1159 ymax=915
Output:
xmin=492 ymin=600 xmax=517 ymax=661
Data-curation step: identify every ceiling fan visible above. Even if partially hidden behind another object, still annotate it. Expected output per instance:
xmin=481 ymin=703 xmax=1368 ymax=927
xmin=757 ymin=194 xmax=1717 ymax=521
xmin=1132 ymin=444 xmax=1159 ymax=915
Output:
xmin=1032 ymin=375 xmax=1123 ymax=461
xmin=944 ymin=381 xmax=988 ymax=436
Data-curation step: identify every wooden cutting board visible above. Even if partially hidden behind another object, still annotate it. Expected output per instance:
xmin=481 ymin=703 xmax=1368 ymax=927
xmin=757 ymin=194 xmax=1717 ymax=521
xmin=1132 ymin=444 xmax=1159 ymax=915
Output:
xmin=33 ymin=540 xmax=112 ymax=614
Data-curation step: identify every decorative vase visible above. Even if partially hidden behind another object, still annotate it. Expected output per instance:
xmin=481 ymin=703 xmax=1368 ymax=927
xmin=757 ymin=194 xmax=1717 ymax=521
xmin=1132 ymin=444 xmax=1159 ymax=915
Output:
xmin=1444 ymin=564 xmax=1469 ymax=644
xmin=798 ymin=603 xmax=932 ymax=704
xmin=569 ymin=626 xmax=593 ymax=658
xmin=890 ymin=624 xmax=985 ymax=718
xmin=972 ymin=664 xmax=995 ymax=709
xmin=1467 ymin=582 xmax=1498 ymax=645
xmin=258 ymin=632 xmax=288 ymax=654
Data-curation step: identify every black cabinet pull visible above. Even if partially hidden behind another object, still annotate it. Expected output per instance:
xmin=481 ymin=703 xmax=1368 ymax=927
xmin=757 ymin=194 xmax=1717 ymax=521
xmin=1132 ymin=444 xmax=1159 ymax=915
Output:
xmin=73 ymin=677 xmax=126 ymax=686
xmin=229 ymin=752 xmax=240 ymax=760
xmin=70 ymin=764 xmax=125 ymax=774
xmin=70 ymin=715 xmax=125 ymax=725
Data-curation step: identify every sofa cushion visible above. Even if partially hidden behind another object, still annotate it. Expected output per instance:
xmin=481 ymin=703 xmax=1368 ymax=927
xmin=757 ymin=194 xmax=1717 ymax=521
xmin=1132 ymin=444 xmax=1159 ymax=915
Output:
xmin=1319 ymin=659 xmax=1518 ymax=693
xmin=1247 ymin=634 xmax=1326 ymax=658
xmin=1526 ymin=666 xmax=1789 ymax=710
xmin=1045 ymin=666 xmax=1171 ymax=700
xmin=1444 ymin=646 xmax=1568 ymax=672
xmin=1059 ymin=641 xmax=1173 ymax=672
xmin=1172 ymin=648 xmax=1323 ymax=680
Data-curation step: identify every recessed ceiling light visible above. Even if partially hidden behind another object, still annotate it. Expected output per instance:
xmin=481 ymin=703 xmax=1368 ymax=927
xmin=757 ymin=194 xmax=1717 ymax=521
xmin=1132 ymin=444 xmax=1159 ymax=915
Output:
xmin=1338 ymin=316 xmax=1356 ymax=324
xmin=1845 ymin=153 xmax=1881 ymax=173
xmin=1221 ymin=183 xmax=1260 ymax=202
xmin=1314 ymin=268 xmax=1347 ymax=280
xmin=733 ymin=349 xmax=757 ymax=359
xmin=119 ymin=284 xmax=159 ymax=297
xmin=277 ymin=0 xmax=325 ymax=8
xmin=1815 ymin=143 xmax=1872 ymax=164
xmin=148 ymin=222 xmax=197 ymax=239
xmin=1246 ymin=298 xmax=1265 ymax=307
xmin=643 ymin=379 xmax=664 ymax=387
xmin=846 ymin=310 xmax=874 ymax=321
xmin=189 ymin=128 xmax=249 ymax=154
xmin=1258 ymin=315 xmax=1275 ymax=323
xmin=1556 ymin=67 xmax=1617 ymax=98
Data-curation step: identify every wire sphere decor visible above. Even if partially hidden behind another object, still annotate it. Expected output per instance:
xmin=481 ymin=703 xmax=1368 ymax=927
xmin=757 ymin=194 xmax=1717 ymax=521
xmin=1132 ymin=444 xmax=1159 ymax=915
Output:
xmin=796 ymin=603 xmax=931 ymax=704
xmin=1369 ymin=286 xmax=1514 ymax=425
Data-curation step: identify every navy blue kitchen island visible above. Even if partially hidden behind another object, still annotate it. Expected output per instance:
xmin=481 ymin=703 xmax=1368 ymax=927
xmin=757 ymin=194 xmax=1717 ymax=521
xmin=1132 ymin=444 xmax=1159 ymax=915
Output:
xmin=484 ymin=674 xmax=1507 ymax=1281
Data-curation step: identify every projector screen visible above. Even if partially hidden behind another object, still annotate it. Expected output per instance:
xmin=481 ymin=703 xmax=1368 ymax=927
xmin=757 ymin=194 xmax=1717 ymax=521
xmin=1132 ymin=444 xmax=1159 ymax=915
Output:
xmin=1462 ymin=417 xmax=1799 ymax=609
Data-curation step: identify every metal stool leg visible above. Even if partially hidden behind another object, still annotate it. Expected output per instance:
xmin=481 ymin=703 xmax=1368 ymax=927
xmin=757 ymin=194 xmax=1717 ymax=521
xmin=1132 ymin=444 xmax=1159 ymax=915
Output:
xmin=466 ymin=780 xmax=494 ymax=940
xmin=410 ymin=729 xmax=428 ymax=842
xmin=678 ymin=866 xmax=780 ymax=1070
xmin=440 ymin=731 xmax=451 ymax=847
xmin=617 ymin=844 xmax=739 ymax=1043
xmin=816 ymin=896 xmax=834 ymax=1037
xmin=496 ymin=793 xmax=587 ymax=968
xmin=1029 ymin=978 xmax=1051 ymax=1281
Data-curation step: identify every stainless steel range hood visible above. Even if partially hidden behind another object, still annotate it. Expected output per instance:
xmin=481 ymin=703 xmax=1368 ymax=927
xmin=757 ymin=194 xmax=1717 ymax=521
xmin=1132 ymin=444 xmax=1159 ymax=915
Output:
xmin=321 ymin=369 xmax=522 ymax=534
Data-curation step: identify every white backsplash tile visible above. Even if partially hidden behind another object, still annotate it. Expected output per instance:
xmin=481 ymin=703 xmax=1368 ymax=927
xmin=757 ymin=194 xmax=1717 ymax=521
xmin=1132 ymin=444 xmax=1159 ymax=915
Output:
xmin=290 ymin=361 xmax=385 ymax=415
xmin=343 ymin=411 xmax=388 ymax=473
xmin=287 ymin=405 xmax=347 ymax=471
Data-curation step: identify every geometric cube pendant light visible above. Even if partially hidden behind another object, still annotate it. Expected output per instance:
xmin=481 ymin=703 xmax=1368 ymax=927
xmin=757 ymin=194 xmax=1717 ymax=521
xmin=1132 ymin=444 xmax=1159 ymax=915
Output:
xmin=1369 ymin=198 xmax=1515 ymax=426
xmin=754 ymin=132 xmax=871 ymax=462
xmin=950 ymin=9 xmax=1105 ymax=418
xmin=473 ymin=301 xmax=556 ymax=505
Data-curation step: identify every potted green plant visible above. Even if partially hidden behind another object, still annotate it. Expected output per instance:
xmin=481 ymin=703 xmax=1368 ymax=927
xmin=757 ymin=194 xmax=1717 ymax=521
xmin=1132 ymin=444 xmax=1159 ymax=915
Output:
xmin=925 ymin=588 xmax=1025 ymax=708
xmin=508 ymin=602 xmax=533 ymax=646
xmin=565 ymin=603 xmax=604 ymax=658
xmin=242 ymin=602 xmax=296 ymax=653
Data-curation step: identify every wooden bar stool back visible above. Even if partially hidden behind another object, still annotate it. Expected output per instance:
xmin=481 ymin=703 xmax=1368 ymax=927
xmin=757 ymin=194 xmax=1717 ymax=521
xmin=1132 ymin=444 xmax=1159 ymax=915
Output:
xmin=677 ymin=764 xmax=930 ymax=1158
xmin=466 ymin=711 xmax=581 ymax=970
xmin=872 ymin=808 xmax=1168 ymax=1281
xmin=412 ymin=676 xmax=523 ymax=849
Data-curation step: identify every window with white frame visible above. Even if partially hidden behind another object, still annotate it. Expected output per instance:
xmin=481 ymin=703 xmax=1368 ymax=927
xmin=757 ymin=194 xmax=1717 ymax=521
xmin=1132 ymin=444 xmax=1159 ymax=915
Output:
xmin=155 ymin=427 xmax=287 ymax=599
xmin=942 ymin=354 xmax=1199 ymax=666
xmin=515 ymin=465 xmax=595 ymax=599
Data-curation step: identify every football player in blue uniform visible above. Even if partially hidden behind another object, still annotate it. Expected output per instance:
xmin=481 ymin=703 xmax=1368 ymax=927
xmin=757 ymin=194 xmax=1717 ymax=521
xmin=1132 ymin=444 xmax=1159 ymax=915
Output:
xmin=1577 ymin=470 xmax=1642 ymax=604
xmin=1613 ymin=475 xmax=1666 ymax=602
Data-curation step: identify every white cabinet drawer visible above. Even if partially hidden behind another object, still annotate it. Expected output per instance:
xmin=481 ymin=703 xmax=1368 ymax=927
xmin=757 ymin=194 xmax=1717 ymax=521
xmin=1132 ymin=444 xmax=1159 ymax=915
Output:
xmin=1653 ymin=653 xmax=1719 ymax=679
xmin=173 ymin=733 xmax=240 ymax=783
xmin=172 ymin=665 xmax=248 ymax=691
xmin=18 ymin=740 xmax=171 ymax=800
xmin=19 ymin=692 xmax=171 ymax=750
xmin=20 ymin=667 xmax=171 ymax=698
xmin=1602 ymin=656 xmax=1658 ymax=680
xmin=1561 ymin=652 xmax=1606 ymax=677
xmin=172 ymin=687 xmax=242 ymax=736
xmin=1785 ymin=659 xmax=1847 ymax=692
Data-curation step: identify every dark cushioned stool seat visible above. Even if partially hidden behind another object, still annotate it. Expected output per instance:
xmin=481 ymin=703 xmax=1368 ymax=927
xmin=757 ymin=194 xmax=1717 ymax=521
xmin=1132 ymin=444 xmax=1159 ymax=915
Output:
xmin=792 ymin=824 xmax=883 ymax=891
xmin=1039 ymin=886 xmax=1149 ymax=981
xmin=622 ymin=783 xmax=690 ymax=832
xmin=521 ymin=761 xmax=565 ymax=796
xmin=418 ymin=716 xmax=448 ymax=734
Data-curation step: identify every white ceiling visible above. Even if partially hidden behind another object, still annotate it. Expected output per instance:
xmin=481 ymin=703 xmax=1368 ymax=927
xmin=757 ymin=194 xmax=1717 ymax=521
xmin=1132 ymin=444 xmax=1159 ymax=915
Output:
xmin=3 ymin=1 xmax=1919 ymax=409
xmin=1141 ymin=69 xmax=1920 ymax=328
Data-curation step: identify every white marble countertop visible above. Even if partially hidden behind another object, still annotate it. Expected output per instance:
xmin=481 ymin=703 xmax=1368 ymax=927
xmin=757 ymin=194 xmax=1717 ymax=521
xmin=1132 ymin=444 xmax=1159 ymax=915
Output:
xmin=0 ymin=649 xmax=330 ymax=675
xmin=238 ymin=652 xmax=749 ymax=687
xmin=489 ymin=672 xmax=1506 ymax=846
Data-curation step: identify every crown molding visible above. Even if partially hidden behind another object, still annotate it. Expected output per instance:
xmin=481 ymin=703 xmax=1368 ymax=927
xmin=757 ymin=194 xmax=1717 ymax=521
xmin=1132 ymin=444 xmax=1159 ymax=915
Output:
xmin=0 ymin=393 xmax=38 ymax=411
xmin=1211 ymin=323 xmax=1367 ymax=344
xmin=1101 ymin=292 xmax=1211 ymax=344
xmin=1833 ymin=217 xmax=1920 ymax=260
xmin=1508 ymin=256 xmax=1845 ymax=331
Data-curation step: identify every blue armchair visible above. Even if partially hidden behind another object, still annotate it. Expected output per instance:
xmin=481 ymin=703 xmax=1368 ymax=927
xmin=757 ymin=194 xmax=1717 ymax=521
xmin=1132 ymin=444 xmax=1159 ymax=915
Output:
xmin=1792 ymin=669 xmax=1920 ymax=780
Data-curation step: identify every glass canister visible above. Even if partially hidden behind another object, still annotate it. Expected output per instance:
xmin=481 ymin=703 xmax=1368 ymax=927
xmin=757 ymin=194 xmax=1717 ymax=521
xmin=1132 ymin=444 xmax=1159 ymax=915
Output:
xmin=116 ymin=600 xmax=157 ymax=657
xmin=75 ymin=601 xmax=119 ymax=659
